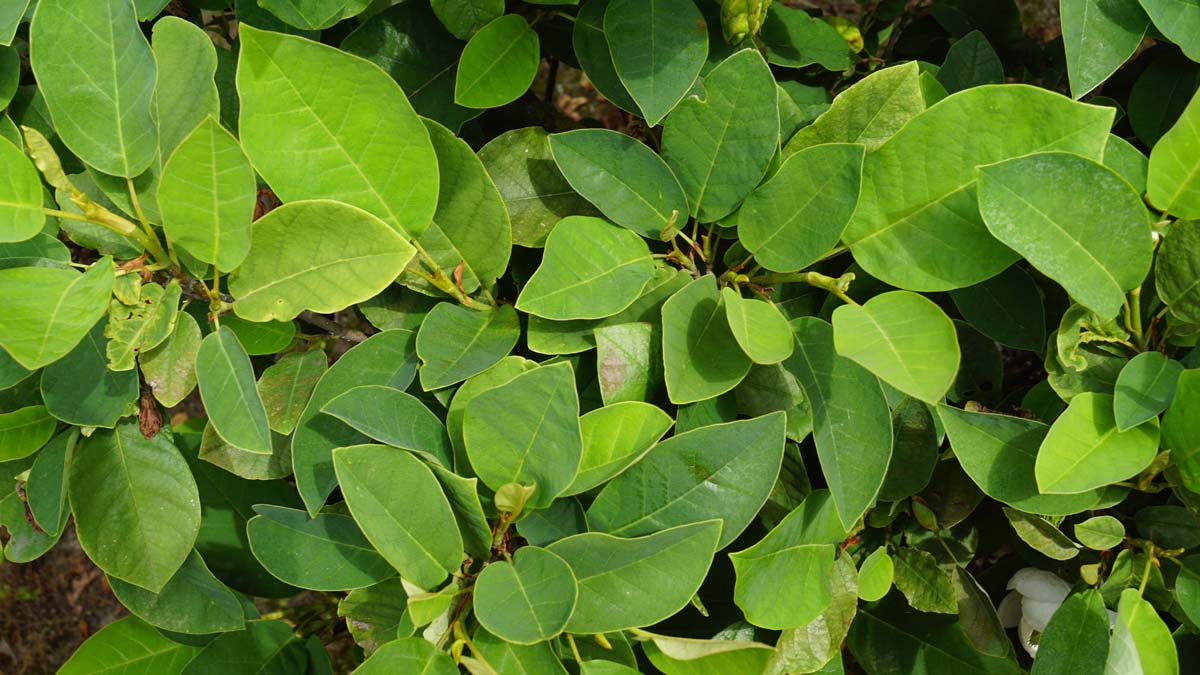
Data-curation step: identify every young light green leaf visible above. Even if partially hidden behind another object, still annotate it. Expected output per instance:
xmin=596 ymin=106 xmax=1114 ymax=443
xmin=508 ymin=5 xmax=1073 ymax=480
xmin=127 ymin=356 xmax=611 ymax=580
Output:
xmin=159 ymin=117 xmax=255 ymax=273
xmin=29 ymin=0 xmax=157 ymax=177
xmin=604 ymin=0 xmax=708 ymax=126
xmin=197 ymin=326 xmax=273 ymax=456
xmin=1061 ymin=0 xmax=1149 ymax=99
xmin=1030 ymin=590 xmax=1109 ymax=675
xmin=730 ymin=490 xmax=846 ymax=629
xmin=1003 ymin=508 xmax=1081 ymax=560
xmin=0 ymin=2 xmax=30 ymax=46
xmin=546 ymin=520 xmax=722 ymax=634
xmin=140 ymin=311 xmax=202 ymax=408
xmin=1113 ymin=351 xmax=1183 ymax=431
xmin=416 ymin=303 xmax=520 ymax=390
xmin=473 ymin=546 xmax=578 ymax=644
xmin=1139 ymin=0 xmax=1200 ymax=63
xmin=463 ymin=362 xmax=582 ymax=508
xmin=644 ymin=638 xmax=774 ymax=674
xmin=566 ymin=401 xmax=673 ymax=495
xmin=333 ymin=444 xmax=463 ymax=591
xmin=549 ymin=129 xmax=688 ymax=239
xmin=858 ymin=548 xmax=894 ymax=602
xmin=721 ymin=288 xmax=794 ymax=364
xmin=1108 ymin=588 xmax=1179 ymax=675
xmin=978 ymin=152 xmax=1152 ymax=318
xmin=1148 ymin=88 xmax=1200 ymax=219
xmin=892 ymin=547 xmax=957 ymax=614
xmin=41 ymin=321 xmax=138 ymax=428
xmin=257 ymin=0 xmax=371 ymax=30
xmin=56 ymin=617 xmax=199 ymax=675
xmin=69 ymin=424 xmax=200 ymax=592
xmin=229 ymin=200 xmax=415 ymax=322
xmin=784 ymin=61 xmax=924 ymax=155
xmin=247 ymin=505 xmax=396 ymax=591
xmin=662 ymin=48 xmax=777 ymax=223
xmin=0 ymin=137 xmax=44 ymax=242
xmin=588 ymin=413 xmax=785 ymax=549
xmin=454 ymin=14 xmax=539 ymax=109
xmin=1104 ymin=134 xmax=1150 ymax=193
xmin=105 ymin=279 xmax=181 ymax=372
xmin=948 ymin=265 xmax=1046 ymax=352
xmin=237 ymin=25 xmax=438 ymax=237
xmin=738 ymin=142 xmax=864 ymax=273
xmin=1035 ymin=392 xmax=1161 ymax=494
xmin=256 ymin=349 xmax=325 ymax=435
xmin=516 ymin=216 xmax=654 ymax=320
xmin=661 ymin=275 xmax=752 ymax=404
xmin=321 ymin=385 xmax=453 ymax=468
xmin=107 ymin=551 xmax=245 ymax=636
xmin=0 ymin=406 xmax=55 ymax=462
xmin=1074 ymin=515 xmax=1125 ymax=550
xmin=765 ymin=553 xmax=857 ymax=675
xmin=0 ymin=258 xmax=114 ymax=370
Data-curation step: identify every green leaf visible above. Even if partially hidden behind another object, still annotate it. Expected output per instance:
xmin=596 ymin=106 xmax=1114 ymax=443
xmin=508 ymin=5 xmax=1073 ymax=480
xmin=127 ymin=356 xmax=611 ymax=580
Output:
xmin=181 ymin=620 xmax=307 ymax=675
xmin=229 ymin=200 xmax=415 ymax=322
xmin=938 ymin=406 xmax=1106 ymax=515
xmin=0 ymin=46 xmax=13 ymax=110
xmin=858 ymin=548 xmax=894 ymax=602
xmin=661 ymin=275 xmax=752 ymax=404
xmin=321 ymin=385 xmax=453 ymax=468
xmin=546 ymin=520 xmax=721 ymax=633
xmin=1176 ymin=556 xmax=1200 ymax=628
xmin=1130 ymin=50 xmax=1198 ymax=143
xmin=256 ymin=349 xmax=326 ymax=435
xmin=832 ymin=291 xmax=960 ymax=403
xmin=416 ymin=303 xmax=520 ymax=390
xmin=892 ymin=548 xmax=957 ymax=614
xmin=1061 ymin=0 xmax=1149 ymax=99
xmin=760 ymin=4 xmax=852 ymax=71
xmin=978 ymin=152 xmax=1152 ymax=318
xmin=644 ymin=637 xmax=774 ymax=674
xmin=445 ymin=356 xmax=535 ymax=470
xmin=549 ymin=129 xmax=688 ymax=239
xmin=0 ymin=258 xmax=114 ymax=370
xmin=0 ymin=2 xmax=29 ymax=46
xmin=566 ymin=401 xmax=674 ymax=495
xmin=1165 ymin=370 xmax=1200 ymax=492
xmin=237 ymin=25 xmax=438 ymax=237
xmin=517 ymin=216 xmax=654 ymax=320
xmin=108 ymin=550 xmax=245 ymax=635
xmin=105 ymin=279 xmax=181 ymax=372
xmin=29 ymin=0 xmax=157 ymax=177
xmin=221 ymin=315 xmax=297 ymax=356
xmin=473 ymin=546 xmax=578 ymax=644
xmin=333 ymin=444 xmax=462 ymax=590
xmin=473 ymin=628 xmax=569 ymax=675
xmin=25 ymin=430 xmax=71 ymax=536
xmin=572 ymin=0 xmax=638 ymax=114
xmin=1139 ymin=0 xmax=1200 ymax=63
xmin=1074 ymin=515 xmax=1125 ymax=550
xmin=784 ymin=62 xmax=924 ymax=155
xmin=1109 ymin=588 xmax=1179 ymax=675
xmin=1156 ymin=220 xmax=1200 ymax=324
xmin=729 ymin=490 xmax=845 ymax=628
xmin=788 ymin=317 xmax=892 ymax=530
xmin=337 ymin=578 xmax=408 ymax=654
xmin=197 ymin=326 xmax=273 ymax=456
xmin=588 ymin=412 xmax=785 ymax=549
xmin=1134 ymin=505 xmax=1200 ymax=549
xmin=431 ymin=0 xmax=503 ymax=38
xmin=0 ymin=405 xmax=54 ymax=461
xmin=1003 ymin=507 xmax=1081 ymax=560
xmin=604 ymin=0 xmax=708 ymax=126
xmin=428 ymin=462 xmax=491 ymax=561
xmin=247 ymin=505 xmax=395 ymax=591
xmin=478 ymin=127 xmax=598 ymax=247
xmin=1104 ymin=134 xmax=1150 ymax=194
xmin=765 ymin=552 xmax=859 ymax=675
xmin=151 ymin=16 xmax=220 ymax=162
xmin=595 ymin=322 xmax=663 ymax=404
xmin=141 ymin=311 xmax=202 ymax=407
xmin=70 ymin=424 xmax=200 ymax=592
xmin=353 ymin=637 xmax=458 ymax=675
xmin=1029 ymin=590 xmax=1109 ymax=675
xmin=41 ymin=320 xmax=138 ymax=427
xmin=843 ymin=85 xmax=1113 ymax=291
xmin=0 ymin=137 xmax=44 ymax=242
xmin=405 ymin=119 xmax=510 ymax=296
xmin=454 ymin=14 xmax=539 ymax=109
xmin=158 ymin=117 xmax=255 ymax=273
xmin=56 ymin=617 xmax=200 ymax=675
xmin=949 ymin=265 xmax=1046 ymax=352
xmin=662 ymin=49 xmax=777 ymax=223
xmin=1148 ymin=89 xmax=1200 ymax=219
xmin=876 ymin=396 xmax=937 ymax=501
xmin=1035 ymin=392 xmax=1160 ymax=494
xmin=463 ymin=362 xmax=582 ymax=508
xmin=257 ymin=0 xmax=371 ymax=30
xmin=720 ymin=288 xmax=793 ymax=365
xmin=738 ymin=142 xmax=864 ymax=273
xmin=294 ymin=330 xmax=418 ymax=515
xmin=937 ymin=31 xmax=1003 ymax=93
xmin=1113 ymin=351 xmax=1183 ymax=431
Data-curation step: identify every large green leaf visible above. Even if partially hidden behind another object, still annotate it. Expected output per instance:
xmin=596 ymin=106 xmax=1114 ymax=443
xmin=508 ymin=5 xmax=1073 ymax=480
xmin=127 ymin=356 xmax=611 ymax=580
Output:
xmin=1139 ymin=0 xmax=1200 ymax=63
xmin=107 ymin=550 xmax=245 ymax=635
xmin=662 ymin=49 xmax=777 ymax=223
xmin=1163 ymin=369 xmax=1200 ymax=492
xmin=937 ymin=31 xmax=1003 ymax=93
xmin=738 ymin=142 xmax=864 ymax=273
xmin=1061 ymin=0 xmax=1149 ymax=99
xmin=595 ymin=322 xmax=663 ymax=404
xmin=159 ymin=117 xmax=255 ymax=273
xmin=588 ymin=412 xmax=785 ymax=549
xmin=321 ymin=385 xmax=453 ymax=468
xmin=56 ymin=616 xmax=200 ymax=675
xmin=416 ymin=303 xmax=519 ymax=390
xmin=258 ymin=0 xmax=371 ymax=30
xmin=152 ymin=16 xmax=220 ymax=163
xmin=463 ymin=362 xmax=582 ymax=508
xmin=70 ymin=424 xmax=200 ymax=592
xmin=1029 ymin=589 xmax=1109 ymax=675
xmin=1148 ymin=88 xmax=1200 ymax=219
xmin=546 ymin=520 xmax=722 ymax=634
xmin=729 ymin=490 xmax=846 ymax=629
xmin=247 ymin=505 xmax=395 ymax=591
xmin=572 ymin=0 xmax=638 ymax=114
xmin=256 ymin=349 xmax=325 ymax=435
xmin=1035 ymin=392 xmax=1161 ymax=494
xmin=473 ymin=628 xmax=570 ymax=675
xmin=787 ymin=317 xmax=892 ymax=530
xmin=237 ymin=25 xmax=438 ymax=237
xmin=549 ymin=129 xmax=687 ymax=239
xmin=197 ymin=326 xmax=273 ymax=456
xmin=353 ymin=637 xmax=459 ymax=675
xmin=0 ymin=2 xmax=29 ymax=46
xmin=566 ymin=401 xmax=674 ymax=495
xmin=938 ymin=406 xmax=1105 ymax=515
xmin=181 ymin=620 xmax=307 ymax=675
xmin=428 ymin=462 xmax=491 ymax=561
xmin=764 ymin=553 xmax=858 ymax=675
xmin=832 ymin=291 xmax=960 ymax=403
xmin=0 ymin=137 xmax=44 ymax=242
xmin=759 ymin=3 xmax=851 ymax=72
xmin=517 ymin=216 xmax=654 ymax=320
xmin=1177 ymin=556 xmax=1200 ymax=628
xmin=473 ymin=546 xmax=578 ymax=644
xmin=784 ymin=61 xmax=924 ymax=155
xmin=333 ymin=444 xmax=462 ymax=590
xmin=1156 ymin=220 xmax=1200 ymax=324
xmin=1113 ymin=351 xmax=1183 ymax=431
xmin=40 ymin=320 xmax=138 ymax=428
xmin=0 ymin=258 xmax=114 ymax=370
xmin=843 ymin=85 xmax=1113 ymax=291
xmin=29 ymin=0 xmax=157 ymax=177
xmin=978 ymin=152 xmax=1152 ymax=318
xmin=604 ymin=0 xmax=708 ymax=126
xmin=293 ymin=330 xmax=418 ymax=515
xmin=1108 ymin=588 xmax=1179 ymax=675
xmin=0 ymin=406 xmax=55 ymax=461
xmin=229 ymin=200 xmax=415 ymax=322
xmin=454 ymin=14 xmax=539 ymax=109
xmin=948 ymin=265 xmax=1046 ymax=351
xmin=141 ymin=311 xmax=202 ymax=407
xmin=661 ymin=275 xmax=752 ymax=404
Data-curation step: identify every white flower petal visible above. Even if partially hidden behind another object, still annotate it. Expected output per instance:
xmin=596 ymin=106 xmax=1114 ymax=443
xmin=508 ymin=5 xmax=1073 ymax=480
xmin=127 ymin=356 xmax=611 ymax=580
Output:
xmin=998 ymin=591 xmax=1022 ymax=628
xmin=1008 ymin=568 xmax=1070 ymax=603
xmin=1022 ymin=598 xmax=1063 ymax=632
xmin=1019 ymin=616 xmax=1039 ymax=658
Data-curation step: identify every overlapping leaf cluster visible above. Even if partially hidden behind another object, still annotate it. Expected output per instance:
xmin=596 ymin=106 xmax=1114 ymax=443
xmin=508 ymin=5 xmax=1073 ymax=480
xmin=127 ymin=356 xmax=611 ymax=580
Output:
xmin=2 ymin=0 xmax=1200 ymax=673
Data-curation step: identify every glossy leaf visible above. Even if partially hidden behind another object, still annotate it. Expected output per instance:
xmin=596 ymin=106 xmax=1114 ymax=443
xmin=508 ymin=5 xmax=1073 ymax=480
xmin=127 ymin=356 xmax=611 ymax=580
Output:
xmin=1109 ymin=588 xmax=1179 ymax=675
xmin=0 ymin=406 xmax=54 ymax=461
xmin=760 ymin=3 xmax=851 ymax=71
xmin=1176 ymin=556 xmax=1200 ymax=628
xmin=784 ymin=61 xmax=924 ymax=155
xmin=256 ymin=349 xmax=326 ymax=435
xmin=571 ymin=0 xmax=637 ymax=113
xmin=1035 ymin=392 xmax=1161 ymax=494
xmin=197 ymin=326 xmax=273 ymax=455
xmin=661 ymin=275 xmax=752 ymax=404
xmin=1113 ymin=351 xmax=1183 ymax=431
xmin=0 ymin=258 xmax=114 ymax=370
xmin=0 ymin=137 xmax=44 ymax=242
xmin=858 ymin=548 xmax=894 ymax=602
xmin=720 ymin=288 xmax=793 ymax=364
xmin=321 ymin=385 xmax=453 ymax=468
xmin=604 ymin=0 xmax=708 ymax=126
xmin=595 ymin=322 xmax=663 ymax=404
xmin=473 ymin=628 xmax=569 ymax=675
xmin=1139 ymin=0 xmax=1200 ymax=63
xmin=1061 ymin=0 xmax=1149 ymax=98
xmin=473 ymin=546 xmax=578 ymax=644
xmin=247 ymin=505 xmax=395 ymax=591
xmin=1148 ymin=88 xmax=1200 ymax=219
xmin=56 ymin=617 xmax=199 ymax=675
xmin=454 ymin=15 xmax=539 ymax=109
xmin=567 ymin=401 xmax=674 ymax=495
xmin=938 ymin=31 xmax=1003 ymax=93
